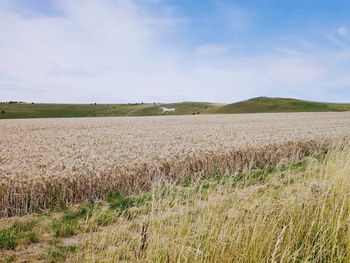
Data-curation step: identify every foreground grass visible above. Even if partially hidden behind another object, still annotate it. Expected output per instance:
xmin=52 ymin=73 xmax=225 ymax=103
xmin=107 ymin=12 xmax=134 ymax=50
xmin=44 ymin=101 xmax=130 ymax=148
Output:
xmin=1 ymin=147 xmax=350 ymax=262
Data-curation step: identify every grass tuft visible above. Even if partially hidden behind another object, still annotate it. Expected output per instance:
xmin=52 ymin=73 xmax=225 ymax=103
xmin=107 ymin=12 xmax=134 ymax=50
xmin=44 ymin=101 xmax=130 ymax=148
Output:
xmin=40 ymin=245 xmax=77 ymax=262
xmin=107 ymin=192 xmax=149 ymax=210
xmin=0 ymin=220 xmax=38 ymax=250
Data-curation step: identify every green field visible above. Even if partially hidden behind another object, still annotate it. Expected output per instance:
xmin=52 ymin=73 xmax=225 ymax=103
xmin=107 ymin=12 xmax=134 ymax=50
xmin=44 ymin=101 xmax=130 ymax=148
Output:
xmin=1 ymin=97 xmax=350 ymax=119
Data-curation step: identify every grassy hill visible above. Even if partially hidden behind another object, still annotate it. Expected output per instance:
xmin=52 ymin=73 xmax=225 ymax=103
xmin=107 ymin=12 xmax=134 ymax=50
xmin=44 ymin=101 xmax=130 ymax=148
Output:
xmin=0 ymin=102 xmax=221 ymax=119
xmin=1 ymin=97 xmax=349 ymax=119
xmin=216 ymin=97 xmax=350 ymax=114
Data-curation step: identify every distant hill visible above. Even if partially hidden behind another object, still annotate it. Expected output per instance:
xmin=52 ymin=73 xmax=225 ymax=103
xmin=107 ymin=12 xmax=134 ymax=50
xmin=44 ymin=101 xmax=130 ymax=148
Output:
xmin=216 ymin=97 xmax=350 ymax=114
xmin=0 ymin=102 xmax=222 ymax=119
xmin=0 ymin=97 xmax=349 ymax=119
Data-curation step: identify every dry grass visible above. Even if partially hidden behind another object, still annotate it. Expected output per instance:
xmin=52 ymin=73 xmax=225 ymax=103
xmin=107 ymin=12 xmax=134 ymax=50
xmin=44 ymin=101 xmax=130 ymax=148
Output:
xmin=74 ymin=146 xmax=350 ymax=263
xmin=1 ymin=112 xmax=350 ymax=216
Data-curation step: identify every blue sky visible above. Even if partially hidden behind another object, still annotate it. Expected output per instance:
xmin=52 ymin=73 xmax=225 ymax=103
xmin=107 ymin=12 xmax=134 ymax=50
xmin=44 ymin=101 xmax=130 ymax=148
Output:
xmin=1 ymin=0 xmax=350 ymax=103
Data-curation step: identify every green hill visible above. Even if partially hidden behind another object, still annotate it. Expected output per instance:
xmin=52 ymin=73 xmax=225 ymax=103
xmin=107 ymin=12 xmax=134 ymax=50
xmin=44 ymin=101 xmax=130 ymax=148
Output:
xmin=0 ymin=102 xmax=221 ymax=119
xmin=1 ymin=97 xmax=349 ymax=119
xmin=216 ymin=97 xmax=350 ymax=114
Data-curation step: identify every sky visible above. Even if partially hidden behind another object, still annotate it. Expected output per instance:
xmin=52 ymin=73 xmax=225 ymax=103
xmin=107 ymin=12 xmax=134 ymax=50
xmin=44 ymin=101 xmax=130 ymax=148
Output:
xmin=1 ymin=0 xmax=350 ymax=103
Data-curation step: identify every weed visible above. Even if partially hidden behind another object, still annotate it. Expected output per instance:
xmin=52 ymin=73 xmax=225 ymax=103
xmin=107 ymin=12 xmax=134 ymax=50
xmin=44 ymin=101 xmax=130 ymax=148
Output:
xmin=107 ymin=192 xmax=149 ymax=210
xmin=51 ymin=218 xmax=78 ymax=238
xmin=40 ymin=245 xmax=77 ymax=262
xmin=0 ymin=220 xmax=38 ymax=250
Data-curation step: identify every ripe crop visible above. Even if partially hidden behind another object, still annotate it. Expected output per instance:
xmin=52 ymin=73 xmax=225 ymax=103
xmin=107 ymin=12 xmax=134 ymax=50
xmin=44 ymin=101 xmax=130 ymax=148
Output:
xmin=1 ymin=112 xmax=350 ymax=216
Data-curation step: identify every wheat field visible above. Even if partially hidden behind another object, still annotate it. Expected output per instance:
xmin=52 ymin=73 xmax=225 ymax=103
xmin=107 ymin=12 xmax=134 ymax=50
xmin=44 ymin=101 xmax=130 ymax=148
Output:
xmin=2 ymin=137 xmax=350 ymax=262
xmin=1 ymin=112 xmax=350 ymax=216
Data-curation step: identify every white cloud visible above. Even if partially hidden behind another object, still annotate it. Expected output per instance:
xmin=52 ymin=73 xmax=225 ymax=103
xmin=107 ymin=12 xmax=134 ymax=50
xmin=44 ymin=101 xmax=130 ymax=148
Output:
xmin=0 ymin=0 xmax=350 ymax=103
xmin=0 ymin=0 xmax=186 ymax=102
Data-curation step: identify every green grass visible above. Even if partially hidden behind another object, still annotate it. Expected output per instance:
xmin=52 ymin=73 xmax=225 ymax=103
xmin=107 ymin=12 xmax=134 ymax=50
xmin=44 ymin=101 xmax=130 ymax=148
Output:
xmin=51 ymin=204 xmax=95 ymax=237
xmin=39 ymin=245 xmax=77 ymax=263
xmin=1 ymin=97 xmax=349 ymax=119
xmin=216 ymin=96 xmax=350 ymax=114
xmin=51 ymin=219 xmax=79 ymax=238
xmin=107 ymin=192 xmax=151 ymax=210
xmin=0 ymin=220 xmax=39 ymax=250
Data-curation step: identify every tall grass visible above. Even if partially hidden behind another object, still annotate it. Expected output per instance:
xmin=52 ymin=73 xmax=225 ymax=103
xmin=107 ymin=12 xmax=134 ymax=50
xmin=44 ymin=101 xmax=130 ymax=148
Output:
xmin=75 ymin=145 xmax=350 ymax=262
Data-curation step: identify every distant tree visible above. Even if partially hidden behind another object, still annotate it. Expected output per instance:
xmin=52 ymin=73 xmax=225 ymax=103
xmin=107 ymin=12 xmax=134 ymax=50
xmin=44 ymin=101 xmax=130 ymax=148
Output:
xmin=197 ymin=112 xmax=200 ymax=114
xmin=1 ymin=111 xmax=5 ymax=114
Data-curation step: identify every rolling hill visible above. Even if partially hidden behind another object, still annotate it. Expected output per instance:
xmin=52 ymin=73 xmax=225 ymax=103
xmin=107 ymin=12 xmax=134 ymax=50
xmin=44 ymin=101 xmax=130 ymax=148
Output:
xmin=0 ymin=102 xmax=222 ymax=119
xmin=0 ymin=97 xmax=349 ymax=119
xmin=216 ymin=97 xmax=350 ymax=114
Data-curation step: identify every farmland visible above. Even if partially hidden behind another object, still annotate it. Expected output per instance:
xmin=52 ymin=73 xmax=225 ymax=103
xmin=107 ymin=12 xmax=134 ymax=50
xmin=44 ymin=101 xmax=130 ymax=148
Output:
xmin=1 ymin=112 xmax=350 ymax=216
xmin=1 ymin=112 xmax=350 ymax=262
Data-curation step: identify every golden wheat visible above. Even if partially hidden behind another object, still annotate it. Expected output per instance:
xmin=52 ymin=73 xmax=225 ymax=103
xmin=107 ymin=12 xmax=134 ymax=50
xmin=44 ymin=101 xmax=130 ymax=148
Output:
xmin=1 ymin=112 xmax=350 ymax=216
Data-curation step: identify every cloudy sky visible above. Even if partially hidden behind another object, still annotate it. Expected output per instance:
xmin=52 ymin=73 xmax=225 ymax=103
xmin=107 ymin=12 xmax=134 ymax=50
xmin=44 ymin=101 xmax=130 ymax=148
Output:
xmin=1 ymin=0 xmax=350 ymax=103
